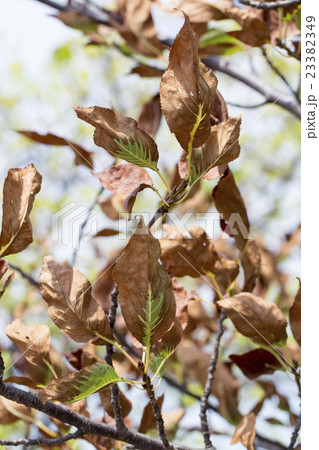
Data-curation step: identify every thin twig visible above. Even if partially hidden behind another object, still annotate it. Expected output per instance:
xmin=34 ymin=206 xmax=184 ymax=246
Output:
xmin=0 ymin=430 xmax=84 ymax=447
xmin=227 ymin=101 xmax=267 ymax=109
xmin=139 ymin=362 xmax=171 ymax=449
xmin=200 ymin=311 xmax=226 ymax=449
xmin=105 ymin=285 xmax=127 ymax=433
xmin=71 ymin=186 xmax=104 ymax=266
xmin=238 ymin=0 xmax=300 ymax=9
xmin=287 ymin=366 xmax=301 ymax=449
xmin=32 ymin=0 xmax=301 ymax=119
xmin=7 ymin=263 xmax=40 ymax=289
xmin=262 ymin=47 xmax=299 ymax=100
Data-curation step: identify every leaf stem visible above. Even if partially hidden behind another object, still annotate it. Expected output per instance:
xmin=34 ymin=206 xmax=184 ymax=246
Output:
xmin=154 ymin=167 xmax=173 ymax=195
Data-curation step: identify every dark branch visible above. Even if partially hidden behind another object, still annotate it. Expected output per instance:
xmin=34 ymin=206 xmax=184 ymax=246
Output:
xmin=140 ymin=362 xmax=171 ymax=449
xmin=32 ymin=0 xmax=300 ymax=120
xmin=7 ymin=263 xmax=40 ymax=289
xmin=261 ymin=47 xmax=299 ymax=100
xmin=0 ymin=361 xmax=195 ymax=450
xmin=200 ymin=312 xmax=226 ymax=449
xmin=287 ymin=367 xmax=301 ymax=449
xmin=227 ymin=101 xmax=267 ymax=109
xmin=203 ymin=57 xmax=301 ymax=119
xmin=0 ymin=430 xmax=84 ymax=447
xmin=105 ymin=285 xmax=126 ymax=433
xmin=238 ymin=0 xmax=301 ymax=9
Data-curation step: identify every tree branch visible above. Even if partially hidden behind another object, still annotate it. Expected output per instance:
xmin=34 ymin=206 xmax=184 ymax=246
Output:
xmin=0 ymin=355 xmax=195 ymax=450
xmin=200 ymin=311 xmax=226 ymax=449
xmin=105 ymin=285 xmax=127 ymax=433
xmin=238 ymin=0 xmax=301 ymax=9
xmin=261 ymin=47 xmax=299 ymax=100
xmin=140 ymin=362 xmax=171 ymax=449
xmin=0 ymin=430 xmax=84 ymax=447
xmin=32 ymin=0 xmax=301 ymax=120
xmin=287 ymin=366 xmax=301 ymax=449
xmin=203 ymin=56 xmax=301 ymax=119
xmin=7 ymin=263 xmax=39 ymax=289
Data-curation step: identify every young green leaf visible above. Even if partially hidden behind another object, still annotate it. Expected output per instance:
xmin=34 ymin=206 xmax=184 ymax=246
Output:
xmin=74 ymin=106 xmax=159 ymax=171
xmin=38 ymin=362 xmax=122 ymax=403
xmin=0 ymin=164 xmax=42 ymax=257
xmin=160 ymin=13 xmax=218 ymax=151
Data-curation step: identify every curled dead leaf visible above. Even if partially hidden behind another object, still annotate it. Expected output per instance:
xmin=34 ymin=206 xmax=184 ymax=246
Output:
xmin=113 ymin=218 xmax=176 ymax=344
xmin=6 ymin=319 xmax=50 ymax=367
xmin=160 ymin=13 xmax=218 ymax=150
xmin=218 ymin=293 xmax=287 ymax=345
xmin=0 ymin=164 xmax=42 ymax=257
xmin=231 ymin=412 xmax=256 ymax=450
xmin=39 ymin=256 xmax=112 ymax=345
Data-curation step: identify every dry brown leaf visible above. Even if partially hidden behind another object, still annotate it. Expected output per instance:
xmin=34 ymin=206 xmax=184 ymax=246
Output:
xmin=289 ymin=282 xmax=301 ymax=346
xmin=18 ymin=130 xmax=93 ymax=168
xmin=138 ymin=393 xmax=164 ymax=433
xmin=177 ymin=339 xmax=239 ymax=421
xmin=92 ymin=260 xmax=116 ymax=312
xmin=93 ymin=228 xmax=119 ymax=238
xmin=4 ymin=376 xmax=43 ymax=389
xmin=138 ymin=94 xmax=162 ymax=138
xmin=114 ymin=0 xmax=163 ymax=57
xmin=100 ymin=387 xmax=132 ymax=418
xmin=164 ymin=0 xmax=228 ymax=23
xmin=99 ymin=194 xmax=126 ymax=221
xmin=171 ymin=278 xmax=193 ymax=329
xmin=213 ymin=254 xmax=239 ymax=292
xmin=160 ymin=13 xmax=218 ymax=151
xmin=162 ymin=408 xmax=185 ymax=431
xmin=213 ymin=168 xmax=250 ymax=251
xmin=6 ymin=319 xmax=50 ymax=367
xmin=231 ymin=412 xmax=256 ymax=450
xmin=178 ymin=116 xmax=241 ymax=182
xmin=39 ymin=256 xmax=112 ymax=345
xmin=124 ymin=183 xmax=153 ymax=214
xmin=93 ymin=163 xmax=153 ymax=196
xmin=160 ymin=226 xmax=219 ymax=277
xmin=226 ymin=7 xmax=270 ymax=47
xmin=131 ymin=64 xmax=164 ymax=77
xmin=74 ymin=106 xmax=159 ymax=171
xmin=230 ymin=348 xmax=282 ymax=379
xmin=113 ymin=218 xmax=176 ymax=344
xmin=218 ymin=293 xmax=287 ymax=344
xmin=0 ymin=397 xmax=31 ymax=424
xmin=242 ymin=240 xmax=261 ymax=292
xmin=0 ymin=164 xmax=42 ymax=257
xmin=0 ymin=260 xmax=14 ymax=299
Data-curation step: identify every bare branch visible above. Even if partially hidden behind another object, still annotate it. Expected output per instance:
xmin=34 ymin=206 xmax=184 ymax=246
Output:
xmin=0 ymin=430 xmax=84 ymax=447
xmin=7 ymin=263 xmax=40 ymax=289
xmin=288 ymin=367 xmax=301 ymax=449
xmin=261 ymin=47 xmax=299 ymax=100
xmin=203 ymin=56 xmax=301 ymax=119
xmin=200 ymin=311 xmax=226 ymax=449
xmin=140 ymin=362 xmax=171 ymax=449
xmin=238 ymin=0 xmax=301 ymax=9
xmin=105 ymin=285 xmax=127 ymax=433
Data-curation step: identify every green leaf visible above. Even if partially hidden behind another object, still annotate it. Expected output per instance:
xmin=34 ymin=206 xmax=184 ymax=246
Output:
xmin=115 ymin=137 xmax=158 ymax=171
xmin=139 ymin=285 xmax=164 ymax=347
xmin=38 ymin=362 xmax=123 ymax=403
